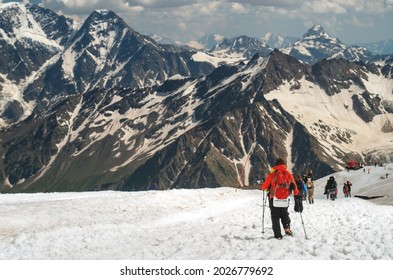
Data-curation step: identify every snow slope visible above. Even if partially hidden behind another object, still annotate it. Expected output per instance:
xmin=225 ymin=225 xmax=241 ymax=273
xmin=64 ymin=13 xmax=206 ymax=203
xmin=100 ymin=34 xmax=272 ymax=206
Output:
xmin=0 ymin=165 xmax=392 ymax=261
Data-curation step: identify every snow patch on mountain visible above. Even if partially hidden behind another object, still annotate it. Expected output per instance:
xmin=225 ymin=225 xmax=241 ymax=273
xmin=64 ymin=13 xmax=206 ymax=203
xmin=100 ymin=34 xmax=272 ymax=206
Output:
xmin=0 ymin=3 xmax=62 ymax=50
xmin=192 ymin=51 xmax=246 ymax=67
xmin=265 ymin=73 xmax=393 ymax=163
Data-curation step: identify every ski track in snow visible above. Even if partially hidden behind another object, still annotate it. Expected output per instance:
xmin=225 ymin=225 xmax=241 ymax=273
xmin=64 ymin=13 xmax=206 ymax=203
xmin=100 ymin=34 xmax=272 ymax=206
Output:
xmin=0 ymin=166 xmax=393 ymax=260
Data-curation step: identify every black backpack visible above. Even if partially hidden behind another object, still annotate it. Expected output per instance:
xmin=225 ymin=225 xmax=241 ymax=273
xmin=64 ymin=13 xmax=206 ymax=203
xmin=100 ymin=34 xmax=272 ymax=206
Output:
xmin=327 ymin=177 xmax=336 ymax=190
xmin=295 ymin=179 xmax=304 ymax=196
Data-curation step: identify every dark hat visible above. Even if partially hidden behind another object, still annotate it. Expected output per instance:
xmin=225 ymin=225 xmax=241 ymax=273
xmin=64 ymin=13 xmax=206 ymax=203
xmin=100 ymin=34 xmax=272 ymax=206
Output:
xmin=275 ymin=158 xmax=285 ymax=165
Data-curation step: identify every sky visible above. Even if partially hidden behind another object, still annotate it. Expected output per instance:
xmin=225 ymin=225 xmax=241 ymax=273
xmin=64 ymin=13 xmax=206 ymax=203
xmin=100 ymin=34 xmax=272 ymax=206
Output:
xmin=0 ymin=164 xmax=392 ymax=279
xmin=1 ymin=0 xmax=392 ymax=45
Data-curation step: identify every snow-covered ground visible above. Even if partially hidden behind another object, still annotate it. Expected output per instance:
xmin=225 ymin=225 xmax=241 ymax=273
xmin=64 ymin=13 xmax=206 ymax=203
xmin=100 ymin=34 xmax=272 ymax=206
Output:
xmin=1 ymin=164 xmax=392 ymax=261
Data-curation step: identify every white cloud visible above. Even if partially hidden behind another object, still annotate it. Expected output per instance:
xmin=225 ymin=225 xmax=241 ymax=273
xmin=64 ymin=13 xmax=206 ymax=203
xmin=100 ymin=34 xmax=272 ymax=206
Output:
xmin=230 ymin=2 xmax=248 ymax=14
xmin=351 ymin=16 xmax=374 ymax=28
xmin=40 ymin=0 xmax=142 ymax=14
xmin=126 ymin=0 xmax=196 ymax=8
xmin=185 ymin=40 xmax=205 ymax=49
xmin=177 ymin=21 xmax=187 ymax=31
xmin=302 ymin=0 xmax=347 ymax=14
xmin=227 ymin=0 xmax=302 ymax=7
xmin=331 ymin=0 xmax=393 ymax=14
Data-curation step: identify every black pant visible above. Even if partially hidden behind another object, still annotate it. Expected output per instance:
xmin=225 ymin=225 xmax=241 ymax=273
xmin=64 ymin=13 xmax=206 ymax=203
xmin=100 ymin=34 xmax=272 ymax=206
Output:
xmin=294 ymin=196 xmax=303 ymax=213
xmin=269 ymin=198 xmax=291 ymax=238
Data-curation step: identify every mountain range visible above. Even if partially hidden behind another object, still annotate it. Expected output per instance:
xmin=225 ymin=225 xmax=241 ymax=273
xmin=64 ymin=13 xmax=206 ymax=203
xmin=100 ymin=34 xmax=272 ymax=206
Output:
xmin=0 ymin=3 xmax=392 ymax=193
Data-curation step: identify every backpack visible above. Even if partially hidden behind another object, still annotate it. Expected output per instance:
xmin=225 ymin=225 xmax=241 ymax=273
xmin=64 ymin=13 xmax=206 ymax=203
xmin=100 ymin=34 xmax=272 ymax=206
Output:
xmin=295 ymin=179 xmax=304 ymax=196
xmin=327 ymin=178 xmax=336 ymax=190
xmin=306 ymin=177 xmax=313 ymax=189
xmin=270 ymin=169 xmax=291 ymax=207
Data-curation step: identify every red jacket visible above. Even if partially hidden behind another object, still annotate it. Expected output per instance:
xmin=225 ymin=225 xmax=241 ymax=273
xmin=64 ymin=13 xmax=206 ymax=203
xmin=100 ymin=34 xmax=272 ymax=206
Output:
xmin=261 ymin=164 xmax=299 ymax=197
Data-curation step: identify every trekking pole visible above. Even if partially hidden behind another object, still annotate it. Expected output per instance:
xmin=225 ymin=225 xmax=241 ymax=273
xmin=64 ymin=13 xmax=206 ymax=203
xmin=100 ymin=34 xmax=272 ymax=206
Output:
xmin=299 ymin=211 xmax=308 ymax=240
xmin=262 ymin=190 xmax=266 ymax=234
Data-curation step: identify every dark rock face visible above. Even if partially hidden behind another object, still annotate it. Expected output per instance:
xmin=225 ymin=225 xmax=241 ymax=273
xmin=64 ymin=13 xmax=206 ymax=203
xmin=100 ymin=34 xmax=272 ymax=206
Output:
xmin=312 ymin=59 xmax=367 ymax=96
xmin=381 ymin=56 xmax=393 ymax=78
xmin=2 ymin=96 xmax=80 ymax=186
xmin=1 ymin=100 xmax=24 ymax=122
xmin=352 ymin=91 xmax=383 ymax=123
xmin=260 ymin=50 xmax=314 ymax=93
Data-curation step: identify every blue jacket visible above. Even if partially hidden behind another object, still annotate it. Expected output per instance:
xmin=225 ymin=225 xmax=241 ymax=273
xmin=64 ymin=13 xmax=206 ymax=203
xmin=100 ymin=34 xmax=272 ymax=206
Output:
xmin=295 ymin=179 xmax=308 ymax=196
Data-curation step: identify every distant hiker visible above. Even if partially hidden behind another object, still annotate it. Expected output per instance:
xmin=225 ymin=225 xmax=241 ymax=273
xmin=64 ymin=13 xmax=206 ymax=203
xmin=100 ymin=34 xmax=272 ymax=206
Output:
xmin=324 ymin=176 xmax=337 ymax=200
xmin=305 ymin=170 xmax=315 ymax=204
xmin=343 ymin=183 xmax=349 ymax=197
xmin=347 ymin=181 xmax=352 ymax=196
xmin=307 ymin=169 xmax=316 ymax=181
xmin=343 ymin=181 xmax=352 ymax=197
xmin=294 ymin=174 xmax=308 ymax=213
xmin=261 ymin=158 xmax=299 ymax=240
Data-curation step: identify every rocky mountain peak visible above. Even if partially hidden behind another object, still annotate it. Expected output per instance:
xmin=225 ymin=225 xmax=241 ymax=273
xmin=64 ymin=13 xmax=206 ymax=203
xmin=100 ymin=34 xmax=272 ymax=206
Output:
xmin=88 ymin=9 xmax=124 ymax=24
xmin=80 ymin=9 xmax=130 ymax=34
xmin=283 ymin=24 xmax=366 ymax=64
xmin=74 ymin=8 xmax=158 ymax=51
xmin=303 ymin=24 xmax=329 ymax=39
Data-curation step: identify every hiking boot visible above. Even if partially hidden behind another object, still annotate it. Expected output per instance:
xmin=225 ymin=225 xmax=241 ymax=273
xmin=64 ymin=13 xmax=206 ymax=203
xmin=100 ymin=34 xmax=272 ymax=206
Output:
xmin=274 ymin=237 xmax=282 ymax=240
xmin=284 ymin=227 xmax=292 ymax=236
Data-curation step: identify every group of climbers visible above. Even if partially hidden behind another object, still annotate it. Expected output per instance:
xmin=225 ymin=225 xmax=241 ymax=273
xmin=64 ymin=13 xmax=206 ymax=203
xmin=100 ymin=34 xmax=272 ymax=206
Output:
xmin=260 ymin=157 xmax=353 ymax=239
xmin=323 ymin=177 xmax=352 ymax=200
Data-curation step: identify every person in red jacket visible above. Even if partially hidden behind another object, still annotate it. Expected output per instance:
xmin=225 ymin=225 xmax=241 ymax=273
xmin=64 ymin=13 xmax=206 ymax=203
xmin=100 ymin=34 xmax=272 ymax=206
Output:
xmin=261 ymin=158 xmax=299 ymax=240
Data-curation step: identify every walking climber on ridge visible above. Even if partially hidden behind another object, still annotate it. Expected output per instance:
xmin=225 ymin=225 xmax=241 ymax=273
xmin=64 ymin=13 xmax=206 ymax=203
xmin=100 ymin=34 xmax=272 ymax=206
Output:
xmin=305 ymin=169 xmax=315 ymax=204
xmin=261 ymin=158 xmax=299 ymax=240
xmin=294 ymin=174 xmax=308 ymax=213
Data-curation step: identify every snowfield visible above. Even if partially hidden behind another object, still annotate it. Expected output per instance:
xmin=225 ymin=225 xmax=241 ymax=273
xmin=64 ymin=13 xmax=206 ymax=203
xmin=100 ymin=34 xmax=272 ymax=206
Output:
xmin=1 ymin=165 xmax=392 ymax=261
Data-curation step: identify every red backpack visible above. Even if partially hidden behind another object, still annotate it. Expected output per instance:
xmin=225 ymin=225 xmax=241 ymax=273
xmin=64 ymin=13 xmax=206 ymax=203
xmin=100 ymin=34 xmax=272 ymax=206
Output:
xmin=270 ymin=169 xmax=291 ymax=200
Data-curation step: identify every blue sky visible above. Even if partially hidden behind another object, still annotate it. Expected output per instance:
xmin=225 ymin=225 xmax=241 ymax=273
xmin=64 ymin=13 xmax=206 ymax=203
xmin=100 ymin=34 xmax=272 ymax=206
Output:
xmin=2 ymin=0 xmax=393 ymax=44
